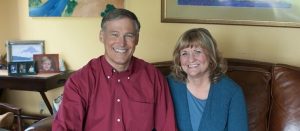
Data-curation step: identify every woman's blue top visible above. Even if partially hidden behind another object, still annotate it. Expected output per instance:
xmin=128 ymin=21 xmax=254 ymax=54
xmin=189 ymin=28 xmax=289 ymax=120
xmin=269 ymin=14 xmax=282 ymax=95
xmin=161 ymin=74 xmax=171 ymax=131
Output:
xmin=187 ymin=90 xmax=206 ymax=131
xmin=167 ymin=75 xmax=248 ymax=131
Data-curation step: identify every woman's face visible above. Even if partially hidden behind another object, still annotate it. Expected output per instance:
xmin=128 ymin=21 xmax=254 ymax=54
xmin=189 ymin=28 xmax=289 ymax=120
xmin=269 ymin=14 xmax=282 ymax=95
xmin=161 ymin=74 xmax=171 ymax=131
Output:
xmin=179 ymin=46 xmax=210 ymax=79
xmin=42 ymin=60 xmax=52 ymax=71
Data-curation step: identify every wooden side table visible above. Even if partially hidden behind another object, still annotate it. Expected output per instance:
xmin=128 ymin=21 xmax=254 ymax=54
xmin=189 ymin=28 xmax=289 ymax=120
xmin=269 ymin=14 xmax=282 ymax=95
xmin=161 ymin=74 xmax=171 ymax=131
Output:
xmin=0 ymin=70 xmax=72 ymax=117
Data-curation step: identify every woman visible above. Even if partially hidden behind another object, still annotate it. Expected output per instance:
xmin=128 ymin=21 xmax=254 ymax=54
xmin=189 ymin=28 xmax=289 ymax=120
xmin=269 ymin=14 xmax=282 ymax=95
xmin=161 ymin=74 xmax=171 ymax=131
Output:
xmin=167 ymin=28 xmax=248 ymax=131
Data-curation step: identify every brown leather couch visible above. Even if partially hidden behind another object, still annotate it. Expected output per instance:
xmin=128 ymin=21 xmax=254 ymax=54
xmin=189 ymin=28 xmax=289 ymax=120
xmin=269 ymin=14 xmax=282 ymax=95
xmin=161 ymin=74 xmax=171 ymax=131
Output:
xmin=25 ymin=58 xmax=300 ymax=131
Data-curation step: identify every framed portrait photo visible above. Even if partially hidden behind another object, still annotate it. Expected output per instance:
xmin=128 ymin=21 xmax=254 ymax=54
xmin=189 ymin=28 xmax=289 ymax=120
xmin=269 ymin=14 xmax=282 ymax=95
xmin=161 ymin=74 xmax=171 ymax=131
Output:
xmin=33 ymin=54 xmax=60 ymax=73
xmin=6 ymin=40 xmax=45 ymax=62
xmin=8 ymin=62 xmax=18 ymax=76
xmin=26 ymin=61 xmax=37 ymax=75
xmin=8 ymin=61 xmax=37 ymax=76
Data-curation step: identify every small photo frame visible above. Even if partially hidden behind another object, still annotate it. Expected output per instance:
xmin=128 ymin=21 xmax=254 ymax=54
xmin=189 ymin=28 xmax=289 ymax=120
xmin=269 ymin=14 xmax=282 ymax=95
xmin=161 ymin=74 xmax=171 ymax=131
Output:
xmin=6 ymin=40 xmax=45 ymax=62
xmin=8 ymin=61 xmax=37 ymax=76
xmin=33 ymin=54 xmax=60 ymax=73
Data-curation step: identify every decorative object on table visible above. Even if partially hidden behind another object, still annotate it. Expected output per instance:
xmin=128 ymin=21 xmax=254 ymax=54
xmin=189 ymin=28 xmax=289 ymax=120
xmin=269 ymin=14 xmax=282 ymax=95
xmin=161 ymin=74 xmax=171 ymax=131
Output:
xmin=8 ymin=61 xmax=37 ymax=76
xmin=59 ymin=58 xmax=66 ymax=72
xmin=0 ymin=53 xmax=7 ymax=70
xmin=33 ymin=54 xmax=60 ymax=73
xmin=6 ymin=40 xmax=45 ymax=62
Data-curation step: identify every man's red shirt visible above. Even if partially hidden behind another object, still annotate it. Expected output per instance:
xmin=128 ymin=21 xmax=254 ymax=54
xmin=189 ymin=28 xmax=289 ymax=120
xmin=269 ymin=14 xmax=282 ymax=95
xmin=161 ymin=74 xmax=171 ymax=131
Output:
xmin=53 ymin=56 xmax=177 ymax=131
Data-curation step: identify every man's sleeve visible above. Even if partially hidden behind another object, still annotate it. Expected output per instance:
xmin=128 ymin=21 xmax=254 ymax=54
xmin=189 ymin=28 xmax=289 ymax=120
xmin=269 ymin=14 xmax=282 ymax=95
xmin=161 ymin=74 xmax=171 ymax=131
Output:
xmin=52 ymin=76 xmax=86 ymax=131
xmin=154 ymin=71 xmax=178 ymax=131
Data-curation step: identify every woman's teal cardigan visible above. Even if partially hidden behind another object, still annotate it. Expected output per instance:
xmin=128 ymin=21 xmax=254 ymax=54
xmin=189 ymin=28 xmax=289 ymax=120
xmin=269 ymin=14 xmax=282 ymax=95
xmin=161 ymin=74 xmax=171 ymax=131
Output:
xmin=167 ymin=75 xmax=248 ymax=131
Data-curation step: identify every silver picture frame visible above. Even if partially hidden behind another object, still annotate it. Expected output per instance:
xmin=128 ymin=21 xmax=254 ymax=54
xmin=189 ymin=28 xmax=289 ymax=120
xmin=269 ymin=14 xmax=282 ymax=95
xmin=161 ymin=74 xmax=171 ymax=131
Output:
xmin=6 ymin=40 xmax=45 ymax=62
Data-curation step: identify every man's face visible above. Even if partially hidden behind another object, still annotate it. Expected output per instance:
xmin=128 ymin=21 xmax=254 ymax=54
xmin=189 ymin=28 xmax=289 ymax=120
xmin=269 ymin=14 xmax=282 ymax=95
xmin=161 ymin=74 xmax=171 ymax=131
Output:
xmin=100 ymin=18 xmax=139 ymax=71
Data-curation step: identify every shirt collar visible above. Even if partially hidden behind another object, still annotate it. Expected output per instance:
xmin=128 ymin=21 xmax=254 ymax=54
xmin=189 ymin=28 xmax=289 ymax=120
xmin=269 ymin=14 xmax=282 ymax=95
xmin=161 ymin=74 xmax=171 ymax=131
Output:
xmin=100 ymin=56 xmax=135 ymax=77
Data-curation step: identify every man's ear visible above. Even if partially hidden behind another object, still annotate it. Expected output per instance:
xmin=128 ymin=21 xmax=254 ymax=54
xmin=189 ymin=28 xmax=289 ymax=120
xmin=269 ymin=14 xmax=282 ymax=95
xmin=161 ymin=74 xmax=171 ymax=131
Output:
xmin=99 ymin=31 xmax=104 ymax=42
xmin=135 ymin=33 xmax=139 ymax=45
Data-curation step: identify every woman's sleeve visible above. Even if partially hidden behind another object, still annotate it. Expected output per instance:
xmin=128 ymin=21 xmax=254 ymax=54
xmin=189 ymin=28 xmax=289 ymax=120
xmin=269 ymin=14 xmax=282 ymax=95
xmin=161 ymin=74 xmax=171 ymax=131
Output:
xmin=228 ymin=88 xmax=249 ymax=131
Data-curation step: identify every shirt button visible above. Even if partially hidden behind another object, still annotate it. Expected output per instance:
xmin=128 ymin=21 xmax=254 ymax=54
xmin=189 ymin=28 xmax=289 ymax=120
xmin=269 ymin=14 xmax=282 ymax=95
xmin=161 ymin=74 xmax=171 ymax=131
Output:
xmin=127 ymin=77 xmax=130 ymax=79
xmin=113 ymin=70 xmax=116 ymax=73
xmin=117 ymin=118 xmax=121 ymax=122
xmin=118 ymin=79 xmax=120 ymax=82
xmin=107 ymin=76 xmax=110 ymax=79
xmin=117 ymin=99 xmax=120 ymax=102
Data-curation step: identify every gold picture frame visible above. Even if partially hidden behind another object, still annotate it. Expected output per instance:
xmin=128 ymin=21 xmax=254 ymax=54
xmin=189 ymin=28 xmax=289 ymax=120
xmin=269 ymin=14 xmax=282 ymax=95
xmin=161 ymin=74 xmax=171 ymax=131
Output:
xmin=161 ymin=0 xmax=300 ymax=28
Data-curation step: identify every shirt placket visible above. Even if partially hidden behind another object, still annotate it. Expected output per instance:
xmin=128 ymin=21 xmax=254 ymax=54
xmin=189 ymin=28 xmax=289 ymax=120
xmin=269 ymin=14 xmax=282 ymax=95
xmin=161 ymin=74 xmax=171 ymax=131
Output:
xmin=114 ymin=70 xmax=124 ymax=130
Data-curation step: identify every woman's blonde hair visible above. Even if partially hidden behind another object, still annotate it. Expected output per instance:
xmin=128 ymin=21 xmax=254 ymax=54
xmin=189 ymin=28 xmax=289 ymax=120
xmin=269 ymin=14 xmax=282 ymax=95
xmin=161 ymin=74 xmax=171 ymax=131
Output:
xmin=171 ymin=28 xmax=227 ymax=83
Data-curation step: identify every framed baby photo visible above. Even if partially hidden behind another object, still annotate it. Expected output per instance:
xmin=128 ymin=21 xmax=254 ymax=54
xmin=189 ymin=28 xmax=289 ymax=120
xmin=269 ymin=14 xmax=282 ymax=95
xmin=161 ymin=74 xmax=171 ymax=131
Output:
xmin=6 ymin=40 xmax=45 ymax=62
xmin=8 ymin=61 xmax=37 ymax=76
xmin=33 ymin=54 xmax=60 ymax=73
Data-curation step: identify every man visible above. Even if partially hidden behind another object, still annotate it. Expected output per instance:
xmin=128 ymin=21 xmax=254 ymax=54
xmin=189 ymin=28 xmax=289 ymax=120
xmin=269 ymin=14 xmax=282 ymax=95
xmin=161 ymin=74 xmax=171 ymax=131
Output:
xmin=52 ymin=8 xmax=177 ymax=131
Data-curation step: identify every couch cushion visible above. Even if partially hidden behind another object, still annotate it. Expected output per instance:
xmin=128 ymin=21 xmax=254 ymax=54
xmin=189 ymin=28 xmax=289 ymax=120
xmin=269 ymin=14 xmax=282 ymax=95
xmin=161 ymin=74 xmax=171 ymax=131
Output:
xmin=269 ymin=64 xmax=300 ymax=131
xmin=227 ymin=66 xmax=271 ymax=131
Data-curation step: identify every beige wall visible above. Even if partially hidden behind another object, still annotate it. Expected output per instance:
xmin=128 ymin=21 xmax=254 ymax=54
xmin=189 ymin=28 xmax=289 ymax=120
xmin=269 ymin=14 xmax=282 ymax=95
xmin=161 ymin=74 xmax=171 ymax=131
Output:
xmin=0 ymin=0 xmax=19 ymax=54
xmin=1 ymin=0 xmax=300 ymax=115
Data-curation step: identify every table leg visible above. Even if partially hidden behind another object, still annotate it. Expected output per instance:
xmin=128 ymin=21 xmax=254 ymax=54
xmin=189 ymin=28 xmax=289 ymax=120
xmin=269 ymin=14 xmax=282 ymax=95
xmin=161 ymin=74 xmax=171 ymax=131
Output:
xmin=40 ymin=92 xmax=53 ymax=115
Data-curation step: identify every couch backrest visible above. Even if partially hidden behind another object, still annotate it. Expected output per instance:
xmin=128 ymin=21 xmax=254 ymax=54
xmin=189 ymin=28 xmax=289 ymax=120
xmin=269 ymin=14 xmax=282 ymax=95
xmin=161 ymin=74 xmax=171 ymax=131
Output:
xmin=226 ymin=65 xmax=271 ymax=131
xmin=269 ymin=64 xmax=300 ymax=131
xmin=152 ymin=61 xmax=172 ymax=76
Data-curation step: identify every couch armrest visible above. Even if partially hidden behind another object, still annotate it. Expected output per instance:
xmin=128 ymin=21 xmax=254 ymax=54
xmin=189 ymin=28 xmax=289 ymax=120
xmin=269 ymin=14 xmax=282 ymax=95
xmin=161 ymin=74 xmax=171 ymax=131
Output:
xmin=25 ymin=116 xmax=53 ymax=131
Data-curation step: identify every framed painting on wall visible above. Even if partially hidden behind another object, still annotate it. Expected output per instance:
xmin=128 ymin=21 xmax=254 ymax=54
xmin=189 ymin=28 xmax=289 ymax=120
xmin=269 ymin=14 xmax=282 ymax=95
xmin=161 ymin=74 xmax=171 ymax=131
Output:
xmin=161 ymin=0 xmax=300 ymax=28
xmin=6 ymin=40 xmax=45 ymax=62
xmin=29 ymin=0 xmax=124 ymax=17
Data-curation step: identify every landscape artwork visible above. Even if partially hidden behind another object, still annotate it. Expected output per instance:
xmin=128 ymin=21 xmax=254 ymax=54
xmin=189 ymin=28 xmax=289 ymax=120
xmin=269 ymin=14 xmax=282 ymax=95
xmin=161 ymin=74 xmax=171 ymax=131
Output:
xmin=178 ymin=0 xmax=292 ymax=8
xmin=29 ymin=0 xmax=124 ymax=17
xmin=11 ymin=44 xmax=44 ymax=62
